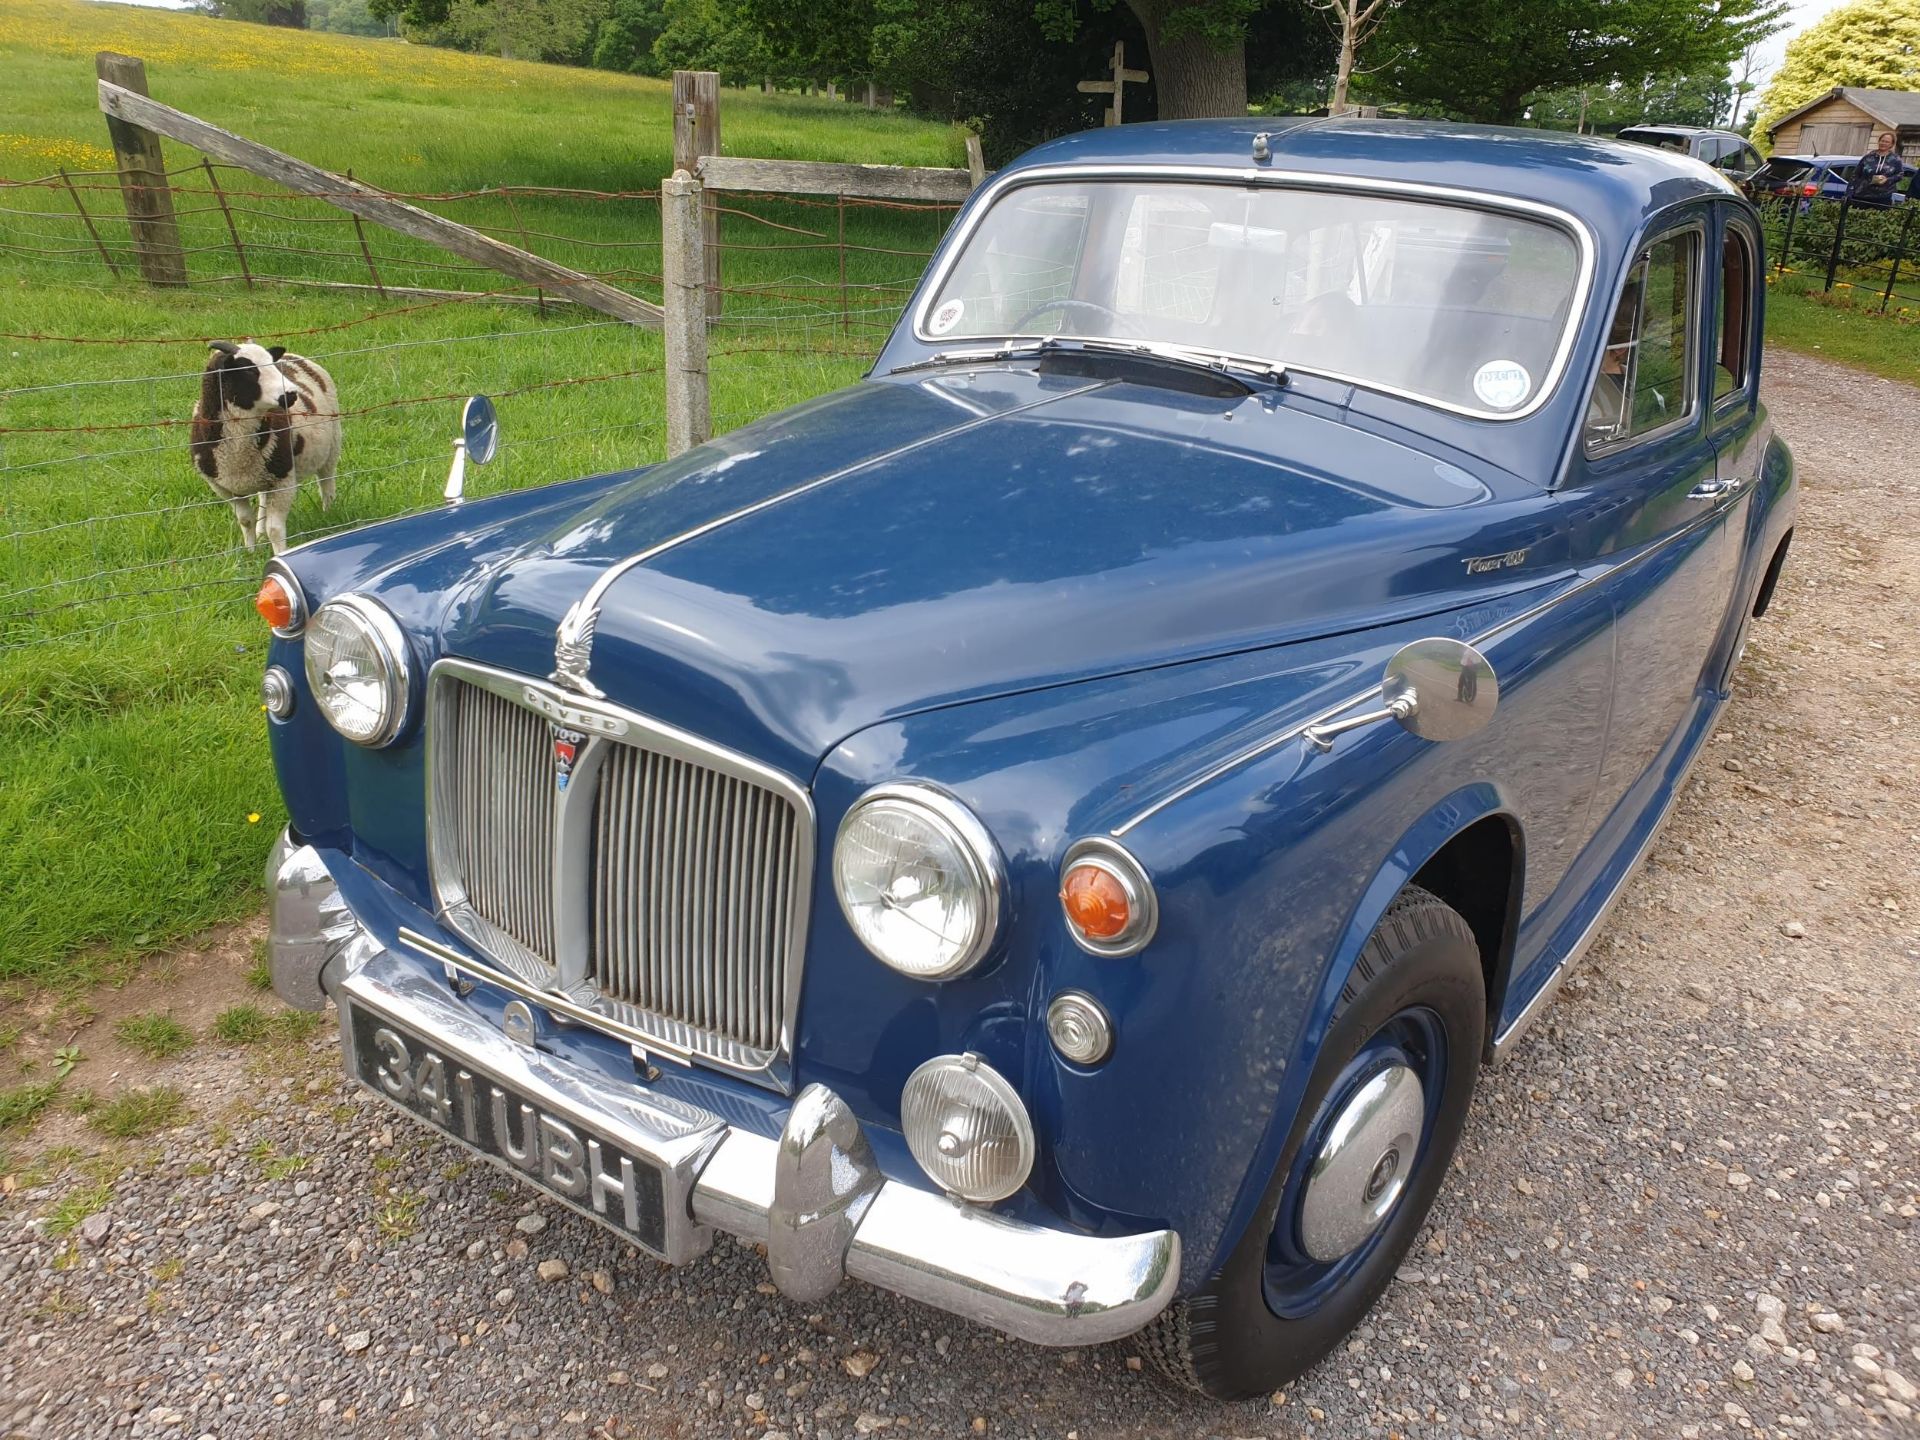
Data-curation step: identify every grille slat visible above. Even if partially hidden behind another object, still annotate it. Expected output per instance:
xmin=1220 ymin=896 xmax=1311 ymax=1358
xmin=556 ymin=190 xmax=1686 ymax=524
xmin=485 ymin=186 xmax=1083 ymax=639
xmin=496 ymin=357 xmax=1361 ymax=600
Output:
xmin=432 ymin=673 xmax=805 ymax=1077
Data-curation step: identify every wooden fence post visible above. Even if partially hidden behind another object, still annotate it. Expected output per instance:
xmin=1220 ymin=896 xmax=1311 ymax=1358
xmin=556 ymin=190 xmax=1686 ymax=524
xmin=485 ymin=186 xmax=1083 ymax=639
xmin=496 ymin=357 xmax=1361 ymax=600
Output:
xmin=965 ymin=134 xmax=987 ymax=189
xmin=95 ymin=52 xmax=187 ymax=287
xmin=672 ymin=70 xmax=722 ymax=318
xmin=661 ymin=170 xmax=711 ymax=458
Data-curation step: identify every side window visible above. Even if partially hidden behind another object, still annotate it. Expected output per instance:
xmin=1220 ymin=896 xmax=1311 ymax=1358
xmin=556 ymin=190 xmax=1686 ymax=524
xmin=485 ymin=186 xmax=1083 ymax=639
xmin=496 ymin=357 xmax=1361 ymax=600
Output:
xmin=1584 ymin=229 xmax=1700 ymax=451
xmin=1698 ymin=137 xmax=1728 ymax=168
xmin=1715 ymin=227 xmax=1755 ymax=402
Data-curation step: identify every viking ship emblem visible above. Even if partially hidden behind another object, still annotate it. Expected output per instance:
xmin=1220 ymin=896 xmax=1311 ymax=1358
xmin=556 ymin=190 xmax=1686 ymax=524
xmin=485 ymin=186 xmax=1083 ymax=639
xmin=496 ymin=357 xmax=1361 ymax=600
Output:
xmin=551 ymin=599 xmax=605 ymax=698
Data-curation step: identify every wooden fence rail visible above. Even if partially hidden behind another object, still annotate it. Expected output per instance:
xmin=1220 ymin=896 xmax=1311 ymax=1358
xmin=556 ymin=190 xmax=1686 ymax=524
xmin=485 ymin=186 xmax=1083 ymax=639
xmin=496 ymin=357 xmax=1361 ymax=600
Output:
xmin=95 ymin=65 xmax=662 ymax=328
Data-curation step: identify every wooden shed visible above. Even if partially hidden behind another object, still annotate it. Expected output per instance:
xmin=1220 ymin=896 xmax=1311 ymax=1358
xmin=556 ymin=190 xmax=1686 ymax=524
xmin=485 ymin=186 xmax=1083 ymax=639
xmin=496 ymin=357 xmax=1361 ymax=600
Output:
xmin=1766 ymin=87 xmax=1920 ymax=160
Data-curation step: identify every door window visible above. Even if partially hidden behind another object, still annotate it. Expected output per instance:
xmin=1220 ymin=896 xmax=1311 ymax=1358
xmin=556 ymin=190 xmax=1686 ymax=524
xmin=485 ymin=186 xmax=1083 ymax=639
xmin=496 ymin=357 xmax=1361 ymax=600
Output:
xmin=1715 ymin=226 xmax=1755 ymax=402
xmin=1584 ymin=230 xmax=1700 ymax=451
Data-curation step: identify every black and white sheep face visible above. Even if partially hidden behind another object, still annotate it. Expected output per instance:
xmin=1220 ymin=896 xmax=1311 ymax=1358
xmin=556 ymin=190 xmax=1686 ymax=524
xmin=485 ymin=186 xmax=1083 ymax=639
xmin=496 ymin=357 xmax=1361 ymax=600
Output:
xmin=206 ymin=340 xmax=296 ymax=415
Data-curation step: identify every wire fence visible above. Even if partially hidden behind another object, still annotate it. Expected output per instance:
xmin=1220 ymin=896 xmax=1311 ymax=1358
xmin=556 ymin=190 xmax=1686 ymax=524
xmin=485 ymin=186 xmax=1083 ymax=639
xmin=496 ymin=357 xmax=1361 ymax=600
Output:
xmin=0 ymin=163 xmax=955 ymax=657
xmin=1754 ymin=192 xmax=1920 ymax=315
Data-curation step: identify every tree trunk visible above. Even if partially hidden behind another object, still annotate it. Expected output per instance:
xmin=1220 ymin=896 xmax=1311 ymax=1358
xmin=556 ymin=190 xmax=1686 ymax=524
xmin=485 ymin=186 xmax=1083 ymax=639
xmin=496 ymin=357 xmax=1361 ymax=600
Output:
xmin=1331 ymin=29 xmax=1355 ymax=115
xmin=1127 ymin=0 xmax=1247 ymax=119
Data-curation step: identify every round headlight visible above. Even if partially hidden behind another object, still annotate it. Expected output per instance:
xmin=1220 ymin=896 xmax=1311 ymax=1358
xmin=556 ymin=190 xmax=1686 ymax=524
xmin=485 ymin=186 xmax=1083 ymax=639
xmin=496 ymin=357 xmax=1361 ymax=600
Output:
xmin=303 ymin=594 xmax=411 ymax=747
xmin=901 ymin=1053 xmax=1034 ymax=1202
xmin=833 ymin=784 xmax=1004 ymax=979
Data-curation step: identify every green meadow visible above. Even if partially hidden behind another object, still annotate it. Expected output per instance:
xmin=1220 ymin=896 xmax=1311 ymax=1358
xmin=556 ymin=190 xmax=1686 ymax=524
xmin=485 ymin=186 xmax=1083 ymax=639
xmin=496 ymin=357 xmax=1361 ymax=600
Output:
xmin=0 ymin=0 xmax=962 ymax=987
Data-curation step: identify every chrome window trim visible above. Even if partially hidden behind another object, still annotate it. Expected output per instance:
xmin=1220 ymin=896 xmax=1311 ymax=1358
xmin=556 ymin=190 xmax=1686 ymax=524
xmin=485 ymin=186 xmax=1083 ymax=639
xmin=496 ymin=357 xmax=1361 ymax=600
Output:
xmin=425 ymin=656 xmax=816 ymax=1092
xmin=910 ymin=163 xmax=1599 ymax=424
xmin=1109 ymin=504 xmax=1721 ymax=838
xmin=1059 ymin=836 xmax=1158 ymax=956
xmin=1581 ymin=217 xmax=1709 ymax=461
xmin=263 ymin=558 xmax=307 ymax=638
xmin=833 ymin=780 xmax=1008 ymax=980
xmin=309 ymin=593 xmax=412 ymax=748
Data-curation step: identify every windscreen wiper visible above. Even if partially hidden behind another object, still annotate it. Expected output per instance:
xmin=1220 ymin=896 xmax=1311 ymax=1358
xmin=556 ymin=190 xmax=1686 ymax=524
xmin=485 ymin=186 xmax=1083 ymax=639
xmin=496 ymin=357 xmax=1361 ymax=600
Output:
xmin=889 ymin=335 xmax=1286 ymax=387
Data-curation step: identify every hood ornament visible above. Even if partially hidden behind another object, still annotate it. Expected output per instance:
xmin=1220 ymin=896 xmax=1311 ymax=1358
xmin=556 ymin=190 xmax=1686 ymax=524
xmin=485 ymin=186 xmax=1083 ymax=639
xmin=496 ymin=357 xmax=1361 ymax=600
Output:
xmin=551 ymin=599 xmax=605 ymax=698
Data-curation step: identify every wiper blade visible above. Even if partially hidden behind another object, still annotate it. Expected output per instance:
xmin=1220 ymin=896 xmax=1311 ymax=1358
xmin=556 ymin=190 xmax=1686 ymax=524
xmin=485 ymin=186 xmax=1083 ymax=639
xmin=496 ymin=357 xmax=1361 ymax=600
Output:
xmin=888 ymin=335 xmax=1286 ymax=387
xmin=887 ymin=340 xmax=1049 ymax=376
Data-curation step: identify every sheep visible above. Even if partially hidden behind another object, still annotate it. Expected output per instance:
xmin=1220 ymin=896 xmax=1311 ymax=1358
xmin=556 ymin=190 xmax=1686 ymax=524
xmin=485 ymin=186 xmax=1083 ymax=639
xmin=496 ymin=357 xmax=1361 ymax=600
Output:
xmin=190 ymin=340 xmax=341 ymax=554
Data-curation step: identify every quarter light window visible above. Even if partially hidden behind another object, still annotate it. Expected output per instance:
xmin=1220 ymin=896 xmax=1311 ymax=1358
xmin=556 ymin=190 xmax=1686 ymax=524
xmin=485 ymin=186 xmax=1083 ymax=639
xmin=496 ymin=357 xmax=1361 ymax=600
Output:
xmin=1584 ymin=231 xmax=1699 ymax=450
xmin=1716 ymin=228 xmax=1754 ymax=401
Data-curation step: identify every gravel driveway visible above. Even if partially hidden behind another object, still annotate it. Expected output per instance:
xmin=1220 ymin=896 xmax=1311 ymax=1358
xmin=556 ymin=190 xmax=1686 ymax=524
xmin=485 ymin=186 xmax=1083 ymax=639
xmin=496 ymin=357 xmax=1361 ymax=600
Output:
xmin=4 ymin=348 xmax=1916 ymax=1440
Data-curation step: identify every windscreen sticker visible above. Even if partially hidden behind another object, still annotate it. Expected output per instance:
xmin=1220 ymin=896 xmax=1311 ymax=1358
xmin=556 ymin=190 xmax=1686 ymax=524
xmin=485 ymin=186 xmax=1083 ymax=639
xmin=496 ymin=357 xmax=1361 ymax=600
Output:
xmin=1473 ymin=360 xmax=1531 ymax=411
xmin=927 ymin=298 xmax=966 ymax=336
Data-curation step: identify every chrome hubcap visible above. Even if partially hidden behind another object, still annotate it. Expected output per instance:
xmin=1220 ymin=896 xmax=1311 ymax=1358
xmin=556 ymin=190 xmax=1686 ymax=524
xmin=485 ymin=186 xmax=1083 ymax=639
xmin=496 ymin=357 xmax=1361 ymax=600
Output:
xmin=1298 ymin=1063 xmax=1425 ymax=1263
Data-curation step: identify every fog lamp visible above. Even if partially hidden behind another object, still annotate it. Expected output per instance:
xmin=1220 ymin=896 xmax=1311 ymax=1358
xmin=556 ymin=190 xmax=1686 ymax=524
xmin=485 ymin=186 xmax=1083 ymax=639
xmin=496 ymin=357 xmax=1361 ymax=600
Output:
xmin=901 ymin=1053 xmax=1034 ymax=1203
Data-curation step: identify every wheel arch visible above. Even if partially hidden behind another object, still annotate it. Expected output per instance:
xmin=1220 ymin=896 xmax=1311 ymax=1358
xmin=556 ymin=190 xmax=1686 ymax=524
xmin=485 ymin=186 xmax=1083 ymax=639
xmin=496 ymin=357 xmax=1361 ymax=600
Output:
xmin=1200 ymin=784 xmax=1524 ymax=1279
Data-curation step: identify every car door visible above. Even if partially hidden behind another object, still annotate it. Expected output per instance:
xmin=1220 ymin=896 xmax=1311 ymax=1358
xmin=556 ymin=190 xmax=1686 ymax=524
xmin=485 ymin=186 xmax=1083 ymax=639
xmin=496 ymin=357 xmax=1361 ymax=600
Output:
xmin=1567 ymin=212 xmax=1736 ymax=830
xmin=1703 ymin=204 xmax=1767 ymax=685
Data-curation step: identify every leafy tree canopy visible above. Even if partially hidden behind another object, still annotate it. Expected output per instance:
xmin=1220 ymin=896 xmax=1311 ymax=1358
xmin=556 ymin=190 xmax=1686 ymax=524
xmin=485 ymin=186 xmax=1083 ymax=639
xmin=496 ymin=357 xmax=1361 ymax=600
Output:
xmin=1748 ymin=0 xmax=1920 ymax=146
xmin=1527 ymin=66 xmax=1737 ymax=131
xmin=1375 ymin=0 xmax=1786 ymax=125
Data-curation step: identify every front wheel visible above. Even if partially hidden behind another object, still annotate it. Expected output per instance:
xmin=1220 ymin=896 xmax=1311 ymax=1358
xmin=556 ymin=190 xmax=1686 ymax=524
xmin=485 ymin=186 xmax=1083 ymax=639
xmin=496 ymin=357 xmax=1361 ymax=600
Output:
xmin=1140 ymin=885 xmax=1485 ymax=1399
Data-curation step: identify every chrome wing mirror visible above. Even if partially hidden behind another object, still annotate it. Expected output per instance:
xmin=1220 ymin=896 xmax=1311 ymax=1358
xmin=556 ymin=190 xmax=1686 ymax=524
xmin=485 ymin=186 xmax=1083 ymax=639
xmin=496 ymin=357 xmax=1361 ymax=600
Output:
xmin=444 ymin=394 xmax=499 ymax=503
xmin=1304 ymin=638 xmax=1499 ymax=752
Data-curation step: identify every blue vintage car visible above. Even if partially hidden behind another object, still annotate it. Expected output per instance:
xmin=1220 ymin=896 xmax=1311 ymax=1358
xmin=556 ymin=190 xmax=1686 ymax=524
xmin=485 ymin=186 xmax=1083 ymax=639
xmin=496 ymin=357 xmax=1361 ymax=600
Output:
xmin=259 ymin=119 xmax=1795 ymax=1399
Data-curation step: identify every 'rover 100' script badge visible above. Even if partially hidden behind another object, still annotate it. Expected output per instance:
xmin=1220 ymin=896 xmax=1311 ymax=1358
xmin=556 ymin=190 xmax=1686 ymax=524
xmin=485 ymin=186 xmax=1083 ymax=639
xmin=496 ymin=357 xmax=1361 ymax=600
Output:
xmin=552 ymin=726 xmax=585 ymax=791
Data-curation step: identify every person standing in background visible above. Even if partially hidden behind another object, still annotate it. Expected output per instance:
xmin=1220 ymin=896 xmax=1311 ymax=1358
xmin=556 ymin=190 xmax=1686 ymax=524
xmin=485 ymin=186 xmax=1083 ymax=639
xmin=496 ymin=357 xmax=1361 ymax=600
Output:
xmin=1853 ymin=131 xmax=1904 ymax=208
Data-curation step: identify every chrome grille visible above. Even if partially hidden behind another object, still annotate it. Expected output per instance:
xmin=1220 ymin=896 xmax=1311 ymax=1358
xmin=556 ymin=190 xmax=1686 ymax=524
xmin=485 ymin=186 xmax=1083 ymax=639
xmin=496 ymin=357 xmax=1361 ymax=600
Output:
xmin=426 ymin=661 xmax=813 ymax=1090
xmin=590 ymin=744 xmax=800 ymax=1056
xmin=438 ymin=681 xmax=557 ymax=962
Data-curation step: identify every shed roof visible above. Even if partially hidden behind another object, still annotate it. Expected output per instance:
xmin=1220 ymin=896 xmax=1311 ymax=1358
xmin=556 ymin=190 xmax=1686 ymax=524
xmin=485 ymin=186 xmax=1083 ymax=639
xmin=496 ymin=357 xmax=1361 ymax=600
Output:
xmin=1766 ymin=86 xmax=1920 ymax=135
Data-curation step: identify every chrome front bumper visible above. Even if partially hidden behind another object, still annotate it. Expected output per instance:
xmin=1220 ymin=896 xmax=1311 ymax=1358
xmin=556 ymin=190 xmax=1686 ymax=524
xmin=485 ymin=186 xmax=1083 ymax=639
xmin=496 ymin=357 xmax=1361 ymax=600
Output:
xmin=266 ymin=831 xmax=1179 ymax=1345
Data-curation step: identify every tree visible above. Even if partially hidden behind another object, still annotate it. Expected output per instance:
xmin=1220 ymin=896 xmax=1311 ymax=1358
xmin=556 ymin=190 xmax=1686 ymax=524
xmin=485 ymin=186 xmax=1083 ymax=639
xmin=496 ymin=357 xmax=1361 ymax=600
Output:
xmin=591 ymin=0 xmax=667 ymax=72
xmin=1376 ymin=0 xmax=1786 ymax=125
xmin=1748 ymin=0 xmax=1920 ymax=146
xmin=1038 ymin=0 xmax=1265 ymax=117
xmin=1529 ymin=66 xmax=1736 ymax=132
xmin=1310 ymin=0 xmax=1394 ymax=116
xmin=205 ymin=0 xmax=310 ymax=25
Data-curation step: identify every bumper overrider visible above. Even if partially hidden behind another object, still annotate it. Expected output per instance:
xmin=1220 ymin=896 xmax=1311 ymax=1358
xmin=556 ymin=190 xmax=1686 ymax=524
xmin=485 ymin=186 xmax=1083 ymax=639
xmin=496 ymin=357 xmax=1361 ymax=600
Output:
xmin=266 ymin=829 xmax=1179 ymax=1345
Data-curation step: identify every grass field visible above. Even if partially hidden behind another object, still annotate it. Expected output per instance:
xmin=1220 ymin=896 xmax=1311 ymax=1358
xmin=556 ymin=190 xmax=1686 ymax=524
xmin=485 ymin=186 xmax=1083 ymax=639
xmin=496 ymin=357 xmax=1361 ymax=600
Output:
xmin=0 ymin=0 xmax=964 ymax=989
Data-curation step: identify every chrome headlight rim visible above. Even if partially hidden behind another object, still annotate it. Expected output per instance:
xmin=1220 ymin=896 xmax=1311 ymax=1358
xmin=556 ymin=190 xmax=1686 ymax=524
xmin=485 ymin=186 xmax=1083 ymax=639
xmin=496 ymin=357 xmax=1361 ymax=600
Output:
xmin=304 ymin=592 xmax=412 ymax=748
xmin=1059 ymin=836 xmax=1159 ymax=957
xmin=832 ymin=780 xmax=1007 ymax=981
xmin=901 ymin=1051 xmax=1036 ymax=1203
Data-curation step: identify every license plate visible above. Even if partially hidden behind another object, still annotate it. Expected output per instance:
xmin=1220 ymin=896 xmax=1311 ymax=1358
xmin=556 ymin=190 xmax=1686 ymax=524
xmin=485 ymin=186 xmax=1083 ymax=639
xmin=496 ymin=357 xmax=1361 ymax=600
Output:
xmin=346 ymin=1002 xmax=668 ymax=1254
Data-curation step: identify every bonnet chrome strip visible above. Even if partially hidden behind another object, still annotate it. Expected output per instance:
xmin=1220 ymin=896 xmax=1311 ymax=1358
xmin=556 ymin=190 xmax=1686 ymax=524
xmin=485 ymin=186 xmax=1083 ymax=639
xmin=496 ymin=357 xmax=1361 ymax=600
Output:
xmin=549 ymin=378 xmax=1111 ymax=696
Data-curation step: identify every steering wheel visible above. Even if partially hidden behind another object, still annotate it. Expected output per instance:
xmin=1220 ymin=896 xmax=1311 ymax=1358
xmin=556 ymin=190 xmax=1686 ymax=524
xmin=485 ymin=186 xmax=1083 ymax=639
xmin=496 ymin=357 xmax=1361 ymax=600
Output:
xmin=1010 ymin=296 xmax=1134 ymax=334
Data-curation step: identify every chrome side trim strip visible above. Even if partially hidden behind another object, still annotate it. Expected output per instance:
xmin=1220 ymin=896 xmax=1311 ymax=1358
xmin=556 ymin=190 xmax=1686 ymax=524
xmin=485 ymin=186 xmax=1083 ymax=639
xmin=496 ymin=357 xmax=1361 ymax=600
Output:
xmin=1110 ymin=507 xmax=1719 ymax=838
xmin=1489 ymin=695 xmax=1723 ymax=1061
xmin=910 ymin=162 xmax=1598 ymax=426
xmin=548 ymin=379 xmax=1111 ymax=696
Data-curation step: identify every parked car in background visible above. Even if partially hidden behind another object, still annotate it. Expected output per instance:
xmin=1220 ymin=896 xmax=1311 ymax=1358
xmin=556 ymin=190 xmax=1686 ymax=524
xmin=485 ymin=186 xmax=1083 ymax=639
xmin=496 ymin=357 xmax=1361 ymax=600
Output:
xmin=1617 ymin=123 xmax=1764 ymax=181
xmin=258 ymin=120 xmax=1795 ymax=1401
xmin=1749 ymin=153 xmax=1913 ymax=210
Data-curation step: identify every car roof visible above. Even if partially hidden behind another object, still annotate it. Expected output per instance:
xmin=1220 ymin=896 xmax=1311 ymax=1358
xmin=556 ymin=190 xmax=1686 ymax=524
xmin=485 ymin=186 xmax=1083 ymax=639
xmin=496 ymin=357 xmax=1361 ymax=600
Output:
xmin=1617 ymin=124 xmax=1734 ymax=137
xmin=1003 ymin=118 xmax=1738 ymax=235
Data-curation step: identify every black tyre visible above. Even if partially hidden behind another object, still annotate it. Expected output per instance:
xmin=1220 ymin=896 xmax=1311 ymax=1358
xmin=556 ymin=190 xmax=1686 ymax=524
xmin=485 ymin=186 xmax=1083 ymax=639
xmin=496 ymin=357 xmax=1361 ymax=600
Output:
xmin=1139 ymin=884 xmax=1485 ymax=1399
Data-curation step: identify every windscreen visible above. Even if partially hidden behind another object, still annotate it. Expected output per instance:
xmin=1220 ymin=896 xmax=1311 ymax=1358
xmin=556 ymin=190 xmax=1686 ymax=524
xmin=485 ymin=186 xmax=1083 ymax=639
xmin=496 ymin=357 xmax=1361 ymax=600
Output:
xmin=1755 ymin=159 xmax=1814 ymax=186
xmin=921 ymin=180 xmax=1584 ymax=417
